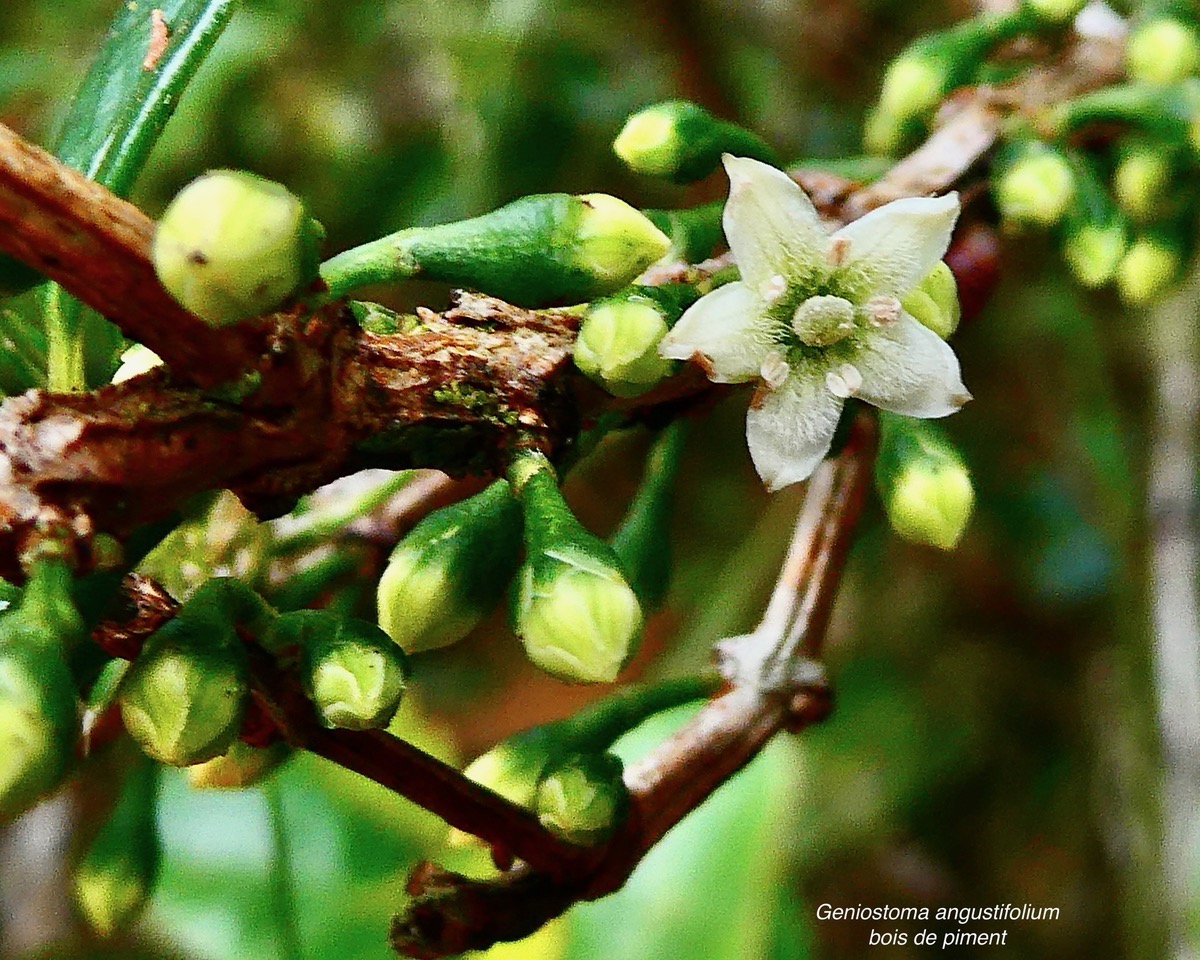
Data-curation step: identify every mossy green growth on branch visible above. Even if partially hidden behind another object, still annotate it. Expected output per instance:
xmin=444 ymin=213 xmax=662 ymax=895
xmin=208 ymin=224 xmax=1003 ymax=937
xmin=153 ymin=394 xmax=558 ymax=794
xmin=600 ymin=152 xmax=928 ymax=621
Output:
xmin=377 ymin=480 xmax=522 ymax=654
xmin=508 ymin=450 xmax=642 ymax=684
xmin=320 ymin=193 xmax=670 ymax=307
xmin=613 ymin=100 xmax=778 ymax=183
xmin=153 ymin=170 xmax=325 ymax=327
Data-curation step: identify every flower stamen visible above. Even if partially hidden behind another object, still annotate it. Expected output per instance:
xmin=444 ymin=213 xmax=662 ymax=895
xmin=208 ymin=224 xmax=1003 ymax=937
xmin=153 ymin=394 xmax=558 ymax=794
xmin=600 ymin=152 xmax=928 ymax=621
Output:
xmin=760 ymin=351 xmax=790 ymax=389
xmin=866 ymin=295 xmax=902 ymax=326
xmin=825 ymin=363 xmax=863 ymax=398
xmin=760 ymin=274 xmax=787 ymax=303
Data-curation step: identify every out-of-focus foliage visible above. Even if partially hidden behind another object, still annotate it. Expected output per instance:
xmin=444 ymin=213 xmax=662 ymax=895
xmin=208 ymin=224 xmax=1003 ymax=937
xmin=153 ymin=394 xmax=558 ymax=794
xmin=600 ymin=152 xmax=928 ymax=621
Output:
xmin=0 ymin=0 xmax=1166 ymax=958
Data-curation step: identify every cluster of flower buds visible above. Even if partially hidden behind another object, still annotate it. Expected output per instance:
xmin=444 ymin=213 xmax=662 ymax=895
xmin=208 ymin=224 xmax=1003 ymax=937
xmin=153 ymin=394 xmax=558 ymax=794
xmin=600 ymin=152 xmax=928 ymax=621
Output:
xmin=319 ymin=191 xmax=670 ymax=307
xmin=613 ymin=100 xmax=778 ymax=184
xmin=153 ymin=170 xmax=326 ymax=326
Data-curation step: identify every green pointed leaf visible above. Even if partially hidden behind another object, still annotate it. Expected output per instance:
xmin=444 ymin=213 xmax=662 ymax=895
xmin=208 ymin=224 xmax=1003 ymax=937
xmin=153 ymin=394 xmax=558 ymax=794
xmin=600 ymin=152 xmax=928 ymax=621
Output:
xmin=55 ymin=0 xmax=238 ymax=198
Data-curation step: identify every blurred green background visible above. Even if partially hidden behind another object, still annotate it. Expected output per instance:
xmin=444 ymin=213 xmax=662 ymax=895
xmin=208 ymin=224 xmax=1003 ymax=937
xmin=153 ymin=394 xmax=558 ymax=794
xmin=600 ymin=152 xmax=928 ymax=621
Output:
xmin=0 ymin=0 xmax=1175 ymax=958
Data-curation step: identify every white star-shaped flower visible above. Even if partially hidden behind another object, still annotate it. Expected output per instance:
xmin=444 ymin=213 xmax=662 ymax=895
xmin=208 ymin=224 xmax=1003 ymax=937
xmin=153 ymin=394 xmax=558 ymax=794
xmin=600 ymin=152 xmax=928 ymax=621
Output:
xmin=659 ymin=155 xmax=971 ymax=491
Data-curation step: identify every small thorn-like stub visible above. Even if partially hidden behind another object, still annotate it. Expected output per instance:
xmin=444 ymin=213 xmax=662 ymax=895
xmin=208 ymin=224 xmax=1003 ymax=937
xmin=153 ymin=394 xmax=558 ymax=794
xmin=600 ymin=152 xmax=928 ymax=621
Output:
xmin=1127 ymin=18 xmax=1200 ymax=86
xmin=153 ymin=169 xmax=325 ymax=327
xmin=995 ymin=144 xmax=1077 ymax=227
xmin=901 ymin=261 xmax=960 ymax=338
xmin=111 ymin=343 xmax=164 ymax=384
xmin=825 ymin=363 xmax=863 ymax=399
xmin=574 ymin=296 xmax=674 ymax=397
xmin=534 ymin=751 xmax=628 ymax=845
xmin=793 ymin=294 xmax=857 ymax=346
xmin=759 ymin=351 xmax=791 ymax=390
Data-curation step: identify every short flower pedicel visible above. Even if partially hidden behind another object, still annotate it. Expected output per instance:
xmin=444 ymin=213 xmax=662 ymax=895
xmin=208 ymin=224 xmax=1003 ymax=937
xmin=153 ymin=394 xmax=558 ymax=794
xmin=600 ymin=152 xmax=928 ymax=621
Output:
xmin=659 ymin=155 xmax=970 ymax=490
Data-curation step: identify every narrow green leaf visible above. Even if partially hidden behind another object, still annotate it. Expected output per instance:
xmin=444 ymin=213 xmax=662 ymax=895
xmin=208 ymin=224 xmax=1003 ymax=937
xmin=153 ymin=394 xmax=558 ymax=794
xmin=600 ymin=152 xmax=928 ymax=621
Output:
xmin=55 ymin=0 xmax=238 ymax=198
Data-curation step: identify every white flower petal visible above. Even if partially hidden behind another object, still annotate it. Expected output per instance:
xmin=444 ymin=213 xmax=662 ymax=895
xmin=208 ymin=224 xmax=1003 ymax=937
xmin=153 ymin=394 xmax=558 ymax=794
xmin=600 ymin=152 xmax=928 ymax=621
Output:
xmin=721 ymin=155 xmax=828 ymax=290
xmin=658 ymin=280 xmax=768 ymax=383
xmin=746 ymin=370 xmax=845 ymax=491
xmin=832 ymin=193 xmax=960 ymax=299
xmin=851 ymin=312 xmax=970 ymax=418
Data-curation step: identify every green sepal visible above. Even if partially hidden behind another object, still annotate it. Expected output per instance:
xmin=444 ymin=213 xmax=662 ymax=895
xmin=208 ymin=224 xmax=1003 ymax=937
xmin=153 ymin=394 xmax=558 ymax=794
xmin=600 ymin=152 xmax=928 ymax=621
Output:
xmin=73 ymin=755 xmax=161 ymax=937
xmin=377 ymin=480 xmax=522 ymax=654
xmin=534 ymin=751 xmax=628 ymax=845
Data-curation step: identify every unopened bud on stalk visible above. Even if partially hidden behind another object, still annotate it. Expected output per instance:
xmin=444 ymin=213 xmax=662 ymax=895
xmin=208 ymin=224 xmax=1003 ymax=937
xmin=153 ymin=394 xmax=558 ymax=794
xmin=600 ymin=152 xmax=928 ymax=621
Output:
xmin=901 ymin=261 xmax=960 ymax=339
xmin=187 ymin=739 xmax=290 ymax=789
xmin=534 ymin=751 xmax=628 ymax=845
xmin=320 ymin=193 xmax=669 ymax=307
xmin=613 ymin=100 xmax=778 ymax=183
xmin=995 ymin=142 xmax=1076 ymax=227
xmin=574 ymin=293 xmax=674 ymax=397
xmin=1063 ymin=221 xmax=1129 ymax=288
xmin=1113 ymin=145 xmax=1173 ymax=221
xmin=1023 ymin=0 xmax=1087 ymax=23
xmin=875 ymin=413 xmax=974 ymax=551
xmin=1117 ymin=232 xmax=1184 ymax=304
xmin=269 ymin=611 xmax=408 ymax=730
xmin=117 ymin=615 xmax=249 ymax=766
xmin=73 ymin=758 xmax=160 ymax=937
xmin=153 ymin=170 xmax=325 ymax=327
xmin=509 ymin=452 xmax=643 ymax=684
xmin=1127 ymin=18 xmax=1200 ymax=86
xmin=377 ymin=480 xmax=521 ymax=654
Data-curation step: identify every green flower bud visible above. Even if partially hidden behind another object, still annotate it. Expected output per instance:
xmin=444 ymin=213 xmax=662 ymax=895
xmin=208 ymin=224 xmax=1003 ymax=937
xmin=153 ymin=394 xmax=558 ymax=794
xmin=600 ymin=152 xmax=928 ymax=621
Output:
xmin=111 ymin=343 xmax=164 ymax=384
xmin=153 ymin=170 xmax=325 ymax=327
xmin=875 ymin=413 xmax=974 ymax=551
xmin=377 ymin=481 xmax=521 ymax=654
xmin=1117 ymin=232 xmax=1184 ymax=305
xmin=613 ymin=100 xmax=778 ymax=184
xmin=901 ymin=261 xmax=960 ymax=339
xmin=187 ymin=739 xmax=289 ymax=789
xmin=270 ymin=611 xmax=407 ymax=730
xmin=118 ymin=616 xmax=249 ymax=766
xmin=879 ymin=56 xmax=947 ymax=121
xmin=995 ymin=142 xmax=1076 ymax=227
xmin=509 ymin=452 xmax=643 ymax=684
xmin=321 ymin=193 xmax=669 ymax=307
xmin=574 ymin=296 xmax=673 ymax=397
xmin=1063 ymin=221 xmax=1129 ymax=288
xmin=0 ymin=640 xmax=77 ymax=820
xmin=534 ymin=752 xmax=627 ymax=845
xmin=73 ymin=758 xmax=160 ymax=937
xmin=1023 ymin=0 xmax=1087 ymax=23
xmin=1127 ymin=18 xmax=1200 ymax=86
xmin=1113 ymin=145 xmax=1173 ymax=221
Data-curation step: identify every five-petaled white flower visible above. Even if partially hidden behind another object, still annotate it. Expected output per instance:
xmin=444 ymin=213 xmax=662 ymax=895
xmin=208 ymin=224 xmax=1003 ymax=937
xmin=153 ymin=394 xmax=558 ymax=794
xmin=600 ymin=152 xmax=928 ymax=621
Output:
xmin=658 ymin=155 xmax=971 ymax=491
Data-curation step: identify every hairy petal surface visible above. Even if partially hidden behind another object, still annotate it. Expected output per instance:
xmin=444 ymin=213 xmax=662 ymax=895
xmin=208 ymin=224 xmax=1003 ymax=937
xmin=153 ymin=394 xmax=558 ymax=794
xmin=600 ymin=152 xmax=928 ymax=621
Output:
xmin=658 ymin=280 xmax=768 ymax=382
xmin=745 ymin=371 xmax=845 ymax=491
xmin=833 ymin=193 xmax=960 ymax=299
xmin=722 ymin=155 xmax=827 ymax=291
xmin=850 ymin=312 xmax=970 ymax=418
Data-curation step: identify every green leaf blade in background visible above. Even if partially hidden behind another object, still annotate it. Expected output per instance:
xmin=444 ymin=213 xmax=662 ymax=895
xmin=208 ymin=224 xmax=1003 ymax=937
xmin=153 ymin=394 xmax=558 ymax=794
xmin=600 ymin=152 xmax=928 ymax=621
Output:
xmin=55 ymin=0 xmax=238 ymax=198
